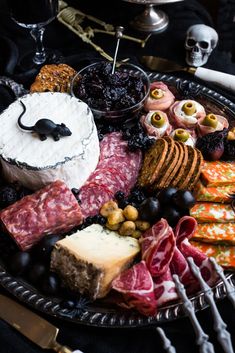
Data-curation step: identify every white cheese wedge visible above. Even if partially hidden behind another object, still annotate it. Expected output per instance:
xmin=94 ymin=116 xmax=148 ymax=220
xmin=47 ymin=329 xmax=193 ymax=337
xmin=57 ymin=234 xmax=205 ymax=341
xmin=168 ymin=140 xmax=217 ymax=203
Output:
xmin=0 ymin=92 xmax=100 ymax=190
xmin=51 ymin=224 xmax=140 ymax=299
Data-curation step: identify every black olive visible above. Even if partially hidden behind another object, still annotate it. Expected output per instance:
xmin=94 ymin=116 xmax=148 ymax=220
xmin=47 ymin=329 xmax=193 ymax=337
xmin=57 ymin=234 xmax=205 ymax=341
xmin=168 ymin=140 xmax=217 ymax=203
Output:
xmin=33 ymin=234 xmax=63 ymax=262
xmin=157 ymin=187 xmax=178 ymax=206
xmin=162 ymin=207 xmax=181 ymax=227
xmin=40 ymin=272 xmax=60 ymax=295
xmin=8 ymin=251 xmax=32 ymax=276
xmin=172 ymin=190 xmax=196 ymax=210
xmin=27 ymin=262 xmax=47 ymax=285
xmin=138 ymin=197 xmax=161 ymax=224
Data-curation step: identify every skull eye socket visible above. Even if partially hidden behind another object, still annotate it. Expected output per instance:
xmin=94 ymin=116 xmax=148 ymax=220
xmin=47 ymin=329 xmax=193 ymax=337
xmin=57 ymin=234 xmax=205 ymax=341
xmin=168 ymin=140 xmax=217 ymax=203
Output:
xmin=186 ymin=39 xmax=196 ymax=47
xmin=199 ymin=41 xmax=209 ymax=49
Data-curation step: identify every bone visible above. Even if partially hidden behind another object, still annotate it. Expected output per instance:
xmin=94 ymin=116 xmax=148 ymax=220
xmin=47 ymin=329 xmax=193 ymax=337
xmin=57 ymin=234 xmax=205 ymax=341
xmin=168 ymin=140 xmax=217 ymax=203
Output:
xmin=209 ymin=257 xmax=235 ymax=309
xmin=173 ymin=274 xmax=215 ymax=353
xmin=156 ymin=327 xmax=177 ymax=353
xmin=188 ymin=257 xmax=234 ymax=353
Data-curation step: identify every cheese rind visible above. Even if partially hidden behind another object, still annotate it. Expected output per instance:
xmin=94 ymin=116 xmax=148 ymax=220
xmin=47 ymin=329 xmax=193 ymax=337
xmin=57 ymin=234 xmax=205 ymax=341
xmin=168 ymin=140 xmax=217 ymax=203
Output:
xmin=51 ymin=224 xmax=140 ymax=299
xmin=0 ymin=92 xmax=99 ymax=190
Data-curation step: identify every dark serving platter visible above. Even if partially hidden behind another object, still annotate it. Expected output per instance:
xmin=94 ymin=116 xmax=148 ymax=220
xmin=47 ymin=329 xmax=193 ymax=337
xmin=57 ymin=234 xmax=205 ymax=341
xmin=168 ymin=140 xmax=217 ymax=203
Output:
xmin=0 ymin=72 xmax=235 ymax=328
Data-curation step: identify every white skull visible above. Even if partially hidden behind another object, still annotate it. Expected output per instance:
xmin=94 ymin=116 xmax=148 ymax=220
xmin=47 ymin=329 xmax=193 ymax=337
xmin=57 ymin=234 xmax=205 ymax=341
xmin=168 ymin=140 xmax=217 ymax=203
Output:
xmin=185 ymin=24 xmax=218 ymax=67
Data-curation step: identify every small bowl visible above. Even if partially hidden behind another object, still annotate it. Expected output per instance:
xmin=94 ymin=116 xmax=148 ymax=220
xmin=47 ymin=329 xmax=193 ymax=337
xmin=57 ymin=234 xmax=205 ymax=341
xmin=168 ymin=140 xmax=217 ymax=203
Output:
xmin=70 ymin=61 xmax=150 ymax=122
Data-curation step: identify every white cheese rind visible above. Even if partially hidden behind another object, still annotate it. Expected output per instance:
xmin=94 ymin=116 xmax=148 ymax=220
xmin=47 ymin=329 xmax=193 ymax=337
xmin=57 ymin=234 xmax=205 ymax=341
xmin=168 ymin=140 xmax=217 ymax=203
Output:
xmin=0 ymin=92 xmax=100 ymax=190
xmin=51 ymin=224 xmax=140 ymax=298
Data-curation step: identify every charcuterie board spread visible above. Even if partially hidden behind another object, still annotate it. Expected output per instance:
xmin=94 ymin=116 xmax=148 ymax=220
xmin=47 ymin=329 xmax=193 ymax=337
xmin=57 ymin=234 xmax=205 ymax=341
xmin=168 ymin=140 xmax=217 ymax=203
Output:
xmin=0 ymin=62 xmax=234 ymax=326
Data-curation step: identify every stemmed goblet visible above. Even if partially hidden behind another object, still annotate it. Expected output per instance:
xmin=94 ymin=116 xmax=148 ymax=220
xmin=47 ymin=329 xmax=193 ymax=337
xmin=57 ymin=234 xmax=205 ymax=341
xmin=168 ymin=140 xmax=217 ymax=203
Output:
xmin=9 ymin=0 xmax=59 ymax=67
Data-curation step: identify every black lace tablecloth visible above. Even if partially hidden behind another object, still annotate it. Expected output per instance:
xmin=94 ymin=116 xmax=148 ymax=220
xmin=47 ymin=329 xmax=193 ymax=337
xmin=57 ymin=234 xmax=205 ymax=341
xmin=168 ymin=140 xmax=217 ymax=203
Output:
xmin=0 ymin=0 xmax=235 ymax=352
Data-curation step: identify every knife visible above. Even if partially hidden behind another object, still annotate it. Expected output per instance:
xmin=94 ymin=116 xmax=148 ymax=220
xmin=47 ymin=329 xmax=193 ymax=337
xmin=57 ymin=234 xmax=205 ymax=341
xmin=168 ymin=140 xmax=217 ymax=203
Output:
xmin=140 ymin=56 xmax=235 ymax=93
xmin=0 ymin=294 xmax=83 ymax=353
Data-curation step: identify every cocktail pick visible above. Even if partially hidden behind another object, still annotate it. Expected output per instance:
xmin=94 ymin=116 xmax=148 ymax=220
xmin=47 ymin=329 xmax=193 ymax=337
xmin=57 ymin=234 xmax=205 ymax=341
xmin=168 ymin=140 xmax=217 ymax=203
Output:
xmin=111 ymin=26 xmax=124 ymax=74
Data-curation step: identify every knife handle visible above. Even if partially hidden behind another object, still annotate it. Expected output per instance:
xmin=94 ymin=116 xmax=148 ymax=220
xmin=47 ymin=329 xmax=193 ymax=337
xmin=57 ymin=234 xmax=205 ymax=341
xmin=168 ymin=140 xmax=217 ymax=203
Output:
xmin=193 ymin=67 xmax=235 ymax=93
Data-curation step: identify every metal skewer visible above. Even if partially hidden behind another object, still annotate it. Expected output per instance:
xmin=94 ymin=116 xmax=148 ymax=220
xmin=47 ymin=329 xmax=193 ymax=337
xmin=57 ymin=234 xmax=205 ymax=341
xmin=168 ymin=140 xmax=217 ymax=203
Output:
xmin=111 ymin=26 xmax=124 ymax=74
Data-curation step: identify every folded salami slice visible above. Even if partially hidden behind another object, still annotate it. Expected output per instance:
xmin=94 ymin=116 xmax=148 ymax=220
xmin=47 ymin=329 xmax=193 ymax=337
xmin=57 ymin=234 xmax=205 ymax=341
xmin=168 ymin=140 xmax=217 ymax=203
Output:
xmin=112 ymin=260 xmax=157 ymax=316
xmin=0 ymin=180 xmax=83 ymax=251
xmin=153 ymin=268 xmax=178 ymax=306
xmin=170 ymin=246 xmax=199 ymax=294
xmin=79 ymin=182 xmax=113 ymax=218
xmin=175 ymin=216 xmax=218 ymax=287
xmin=141 ymin=218 xmax=176 ymax=277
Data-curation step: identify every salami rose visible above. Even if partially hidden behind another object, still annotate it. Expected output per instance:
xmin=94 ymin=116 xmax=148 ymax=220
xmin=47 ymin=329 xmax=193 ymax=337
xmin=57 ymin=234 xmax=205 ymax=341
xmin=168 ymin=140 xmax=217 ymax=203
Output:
xmin=144 ymin=82 xmax=175 ymax=112
xmin=140 ymin=111 xmax=172 ymax=139
xmin=168 ymin=100 xmax=206 ymax=130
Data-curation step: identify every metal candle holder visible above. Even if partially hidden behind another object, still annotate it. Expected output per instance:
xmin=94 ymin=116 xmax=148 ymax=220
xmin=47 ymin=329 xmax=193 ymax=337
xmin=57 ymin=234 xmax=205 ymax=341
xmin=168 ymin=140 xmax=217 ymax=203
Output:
xmin=123 ymin=0 xmax=184 ymax=33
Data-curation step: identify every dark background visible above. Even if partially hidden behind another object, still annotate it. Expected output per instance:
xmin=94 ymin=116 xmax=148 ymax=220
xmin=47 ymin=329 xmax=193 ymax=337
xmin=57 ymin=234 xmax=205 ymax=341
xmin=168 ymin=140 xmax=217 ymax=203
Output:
xmin=0 ymin=0 xmax=235 ymax=352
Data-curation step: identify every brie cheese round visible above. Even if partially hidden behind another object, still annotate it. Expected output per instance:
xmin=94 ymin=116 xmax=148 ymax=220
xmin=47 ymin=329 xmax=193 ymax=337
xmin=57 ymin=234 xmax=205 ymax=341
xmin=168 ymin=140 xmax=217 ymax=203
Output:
xmin=0 ymin=92 xmax=100 ymax=190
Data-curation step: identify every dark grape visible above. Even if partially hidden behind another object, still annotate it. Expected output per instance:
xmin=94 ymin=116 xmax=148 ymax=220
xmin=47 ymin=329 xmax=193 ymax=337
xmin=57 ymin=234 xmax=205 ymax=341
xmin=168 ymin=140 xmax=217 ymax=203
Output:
xmin=27 ymin=263 xmax=47 ymax=284
xmin=157 ymin=188 xmax=178 ymax=206
xmin=33 ymin=234 xmax=63 ymax=262
xmin=40 ymin=272 xmax=60 ymax=295
xmin=8 ymin=252 xmax=32 ymax=276
xmin=172 ymin=190 xmax=196 ymax=210
xmin=0 ymin=186 xmax=18 ymax=208
xmin=162 ymin=207 xmax=181 ymax=227
xmin=138 ymin=197 xmax=161 ymax=223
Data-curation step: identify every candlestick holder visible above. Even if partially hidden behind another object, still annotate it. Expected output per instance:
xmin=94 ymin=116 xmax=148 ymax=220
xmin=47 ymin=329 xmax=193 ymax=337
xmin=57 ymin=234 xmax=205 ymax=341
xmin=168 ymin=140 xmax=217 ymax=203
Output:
xmin=123 ymin=0 xmax=184 ymax=33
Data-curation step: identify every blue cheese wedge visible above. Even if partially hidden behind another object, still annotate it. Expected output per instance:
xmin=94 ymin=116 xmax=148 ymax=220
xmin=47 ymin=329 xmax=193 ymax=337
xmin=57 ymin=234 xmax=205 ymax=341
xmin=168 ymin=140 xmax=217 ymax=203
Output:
xmin=0 ymin=92 xmax=99 ymax=190
xmin=51 ymin=224 xmax=140 ymax=299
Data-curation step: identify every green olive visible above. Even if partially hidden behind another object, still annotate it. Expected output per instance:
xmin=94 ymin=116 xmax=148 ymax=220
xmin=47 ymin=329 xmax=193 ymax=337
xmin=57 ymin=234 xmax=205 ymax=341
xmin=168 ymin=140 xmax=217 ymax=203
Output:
xmin=202 ymin=114 xmax=218 ymax=128
xmin=182 ymin=101 xmax=196 ymax=115
xmin=151 ymin=112 xmax=165 ymax=128
xmin=150 ymin=88 xmax=164 ymax=99
xmin=174 ymin=129 xmax=190 ymax=142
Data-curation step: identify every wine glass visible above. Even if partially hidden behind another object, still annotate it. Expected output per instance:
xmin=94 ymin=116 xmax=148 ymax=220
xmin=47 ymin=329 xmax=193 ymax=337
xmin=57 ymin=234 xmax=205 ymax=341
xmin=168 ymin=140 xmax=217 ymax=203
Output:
xmin=9 ymin=0 xmax=59 ymax=67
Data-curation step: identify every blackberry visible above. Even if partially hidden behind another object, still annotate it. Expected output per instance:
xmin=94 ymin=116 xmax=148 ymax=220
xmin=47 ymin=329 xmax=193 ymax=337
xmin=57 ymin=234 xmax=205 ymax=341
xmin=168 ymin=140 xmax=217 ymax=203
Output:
xmin=93 ymin=214 xmax=106 ymax=225
xmin=115 ymin=191 xmax=125 ymax=201
xmin=84 ymin=216 xmax=95 ymax=226
xmin=0 ymin=186 xmax=18 ymax=208
xmin=118 ymin=199 xmax=129 ymax=209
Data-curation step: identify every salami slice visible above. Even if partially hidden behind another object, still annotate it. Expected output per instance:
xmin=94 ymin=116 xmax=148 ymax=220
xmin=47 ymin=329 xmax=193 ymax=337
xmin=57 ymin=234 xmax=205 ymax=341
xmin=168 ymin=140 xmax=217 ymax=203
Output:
xmin=112 ymin=260 xmax=157 ymax=316
xmin=79 ymin=182 xmax=113 ymax=218
xmin=100 ymin=132 xmax=128 ymax=160
xmin=0 ymin=180 xmax=83 ymax=251
xmin=86 ymin=167 xmax=126 ymax=194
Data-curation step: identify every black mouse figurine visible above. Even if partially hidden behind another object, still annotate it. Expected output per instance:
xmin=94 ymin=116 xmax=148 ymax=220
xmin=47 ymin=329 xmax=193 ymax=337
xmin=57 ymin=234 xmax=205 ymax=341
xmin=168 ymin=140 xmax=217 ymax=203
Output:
xmin=18 ymin=101 xmax=72 ymax=141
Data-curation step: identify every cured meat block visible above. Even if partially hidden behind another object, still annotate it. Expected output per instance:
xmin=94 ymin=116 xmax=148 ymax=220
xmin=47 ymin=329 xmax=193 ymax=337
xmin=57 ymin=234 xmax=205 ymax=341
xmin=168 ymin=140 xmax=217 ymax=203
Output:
xmin=0 ymin=180 xmax=83 ymax=250
xmin=112 ymin=260 xmax=157 ymax=316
